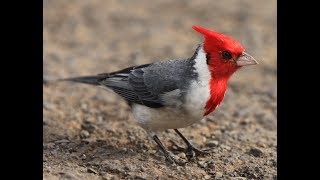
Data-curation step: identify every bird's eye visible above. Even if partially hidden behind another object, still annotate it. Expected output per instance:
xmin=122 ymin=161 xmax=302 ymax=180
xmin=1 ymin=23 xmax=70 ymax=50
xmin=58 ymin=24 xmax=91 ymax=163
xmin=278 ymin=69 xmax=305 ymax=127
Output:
xmin=221 ymin=51 xmax=232 ymax=60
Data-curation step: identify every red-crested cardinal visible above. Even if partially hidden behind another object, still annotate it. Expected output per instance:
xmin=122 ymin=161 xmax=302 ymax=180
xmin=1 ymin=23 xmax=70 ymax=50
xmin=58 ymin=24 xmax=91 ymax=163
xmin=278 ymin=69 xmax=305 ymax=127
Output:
xmin=59 ymin=26 xmax=258 ymax=165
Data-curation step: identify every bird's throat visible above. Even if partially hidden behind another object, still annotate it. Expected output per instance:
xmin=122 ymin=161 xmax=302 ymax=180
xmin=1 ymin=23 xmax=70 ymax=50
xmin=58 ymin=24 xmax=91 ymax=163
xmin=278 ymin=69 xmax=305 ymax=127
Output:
xmin=204 ymin=77 xmax=229 ymax=116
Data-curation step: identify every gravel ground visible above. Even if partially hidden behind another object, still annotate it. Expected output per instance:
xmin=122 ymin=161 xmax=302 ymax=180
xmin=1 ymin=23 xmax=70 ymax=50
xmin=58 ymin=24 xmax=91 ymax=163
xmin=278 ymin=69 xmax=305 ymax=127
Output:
xmin=43 ymin=0 xmax=276 ymax=179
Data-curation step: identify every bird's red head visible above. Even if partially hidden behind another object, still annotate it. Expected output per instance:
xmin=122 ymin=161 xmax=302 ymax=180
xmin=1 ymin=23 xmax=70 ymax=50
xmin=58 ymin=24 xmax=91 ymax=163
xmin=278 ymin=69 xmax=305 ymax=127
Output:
xmin=193 ymin=25 xmax=257 ymax=79
xmin=192 ymin=25 xmax=258 ymax=116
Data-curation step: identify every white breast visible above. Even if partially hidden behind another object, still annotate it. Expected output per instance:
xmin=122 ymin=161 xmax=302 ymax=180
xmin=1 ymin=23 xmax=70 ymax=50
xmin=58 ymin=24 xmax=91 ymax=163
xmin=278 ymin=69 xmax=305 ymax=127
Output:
xmin=183 ymin=46 xmax=211 ymax=118
xmin=130 ymin=46 xmax=211 ymax=132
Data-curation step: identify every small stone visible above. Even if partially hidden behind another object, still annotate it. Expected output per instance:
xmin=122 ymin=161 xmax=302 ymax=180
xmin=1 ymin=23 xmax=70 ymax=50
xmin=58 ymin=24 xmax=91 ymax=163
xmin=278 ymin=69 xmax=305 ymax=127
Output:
xmin=59 ymin=172 xmax=77 ymax=179
xmin=134 ymin=175 xmax=147 ymax=180
xmin=204 ymin=175 xmax=211 ymax=179
xmin=202 ymin=136 xmax=207 ymax=142
xmin=81 ymin=154 xmax=86 ymax=160
xmin=97 ymin=116 xmax=104 ymax=122
xmin=129 ymin=135 xmax=136 ymax=141
xmin=102 ymin=173 xmax=116 ymax=180
xmin=87 ymin=168 xmax=98 ymax=174
xmin=81 ymin=123 xmax=96 ymax=133
xmin=206 ymin=140 xmax=219 ymax=147
xmin=128 ymin=148 xmax=134 ymax=153
xmin=44 ymin=142 xmax=55 ymax=149
xmin=155 ymin=155 xmax=166 ymax=162
xmin=80 ymin=130 xmax=90 ymax=139
xmin=147 ymin=149 xmax=156 ymax=154
xmin=249 ymin=148 xmax=263 ymax=157
xmin=124 ymin=165 xmax=131 ymax=171
xmin=231 ymin=177 xmax=247 ymax=180
xmin=177 ymin=152 xmax=186 ymax=159
xmin=122 ymin=148 xmax=127 ymax=152
xmin=207 ymin=161 xmax=215 ymax=168
xmin=215 ymin=172 xmax=223 ymax=178
xmin=224 ymin=157 xmax=236 ymax=164
xmin=141 ymin=143 xmax=150 ymax=150
xmin=197 ymin=161 xmax=207 ymax=168
xmin=55 ymin=139 xmax=70 ymax=144
xmin=81 ymin=103 xmax=88 ymax=110
xmin=211 ymin=135 xmax=216 ymax=139
xmin=140 ymin=166 xmax=146 ymax=172
xmin=221 ymin=144 xmax=231 ymax=150
xmin=256 ymin=141 xmax=267 ymax=148
xmin=177 ymin=166 xmax=184 ymax=171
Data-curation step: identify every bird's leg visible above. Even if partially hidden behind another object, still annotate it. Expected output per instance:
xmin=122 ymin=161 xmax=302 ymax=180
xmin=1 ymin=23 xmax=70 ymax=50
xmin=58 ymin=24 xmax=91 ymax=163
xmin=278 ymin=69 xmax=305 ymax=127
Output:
xmin=152 ymin=135 xmax=186 ymax=165
xmin=174 ymin=129 xmax=210 ymax=158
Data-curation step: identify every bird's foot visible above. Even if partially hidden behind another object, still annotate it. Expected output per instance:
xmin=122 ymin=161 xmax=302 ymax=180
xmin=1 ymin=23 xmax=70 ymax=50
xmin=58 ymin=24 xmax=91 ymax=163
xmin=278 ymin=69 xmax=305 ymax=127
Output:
xmin=152 ymin=135 xmax=187 ymax=166
xmin=185 ymin=146 xmax=210 ymax=158
xmin=170 ymin=140 xmax=211 ymax=158
xmin=163 ymin=151 xmax=187 ymax=166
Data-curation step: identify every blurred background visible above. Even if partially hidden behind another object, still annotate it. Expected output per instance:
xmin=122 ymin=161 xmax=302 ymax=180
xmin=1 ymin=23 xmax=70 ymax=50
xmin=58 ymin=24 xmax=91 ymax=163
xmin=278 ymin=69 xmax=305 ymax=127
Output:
xmin=44 ymin=0 xmax=276 ymax=179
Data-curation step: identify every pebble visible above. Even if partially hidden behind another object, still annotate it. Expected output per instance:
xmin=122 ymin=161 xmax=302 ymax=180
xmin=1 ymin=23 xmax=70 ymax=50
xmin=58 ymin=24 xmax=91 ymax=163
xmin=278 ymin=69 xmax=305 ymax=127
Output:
xmin=256 ymin=141 xmax=267 ymax=148
xmin=87 ymin=168 xmax=98 ymax=174
xmin=81 ymin=123 xmax=96 ymax=133
xmin=134 ymin=175 xmax=147 ymax=180
xmin=80 ymin=130 xmax=90 ymax=139
xmin=55 ymin=139 xmax=70 ymax=144
xmin=124 ymin=165 xmax=131 ymax=171
xmin=177 ymin=166 xmax=184 ymax=171
xmin=204 ymin=175 xmax=211 ymax=179
xmin=59 ymin=172 xmax=77 ymax=179
xmin=129 ymin=135 xmax=136 ymax=141
xmin=44 ymin=142 xmax=55 ymax=149
xmin=211 ymin=134 xmax=216 ymax=139
xmin=81 ymin=154 xmax=86 ymax=160
xmin=43 ymin=102 xmax=56 ymax=111
xmin=249 ymin=148 xmax=263 ymax=157
xmin=97 ymin=116 xmax=104 ymax=122
xmin=147 ymin=149 xmax=156 ymax=154
xmin=122 ymin=148 xmax=127 ymax=152
xmin=224 ymin=157 xmax=236 ymax=164
xmin=140 ymin=166 xmax=146 ymax=172
xmin=215 ymin=172 xmax=223 ymax=178
xmin=143 ymin=143 xmax=151 ymax=149
xmin=197 ymin=161 xmax=207 ymax=168
xmin=102 ymin=173 xmax=116 ymax=180
xmin=206 ymin=161 xmax=215 ymax=168
xmin=231 ymin=177 xmax=247 ymax=180
xmin=81 ymin=103 xmax=88 ymax=110
xmin=221 ymin=144 xmax=231 ymax=150
xmin=202 ymin=136 xmax=207 ymax=142
xmin=177 ymin=152 xmax=187 ymax=159
xmin=206 ymin=140 xmax=219 ymax=147
xmin=128 ymin=148 xmax=134 ymax=153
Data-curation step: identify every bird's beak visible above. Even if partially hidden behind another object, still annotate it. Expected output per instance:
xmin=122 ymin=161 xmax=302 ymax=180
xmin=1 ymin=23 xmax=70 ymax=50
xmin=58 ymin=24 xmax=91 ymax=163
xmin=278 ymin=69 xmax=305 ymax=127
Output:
xmin=236 ymin=52 xmax=258 ymax=66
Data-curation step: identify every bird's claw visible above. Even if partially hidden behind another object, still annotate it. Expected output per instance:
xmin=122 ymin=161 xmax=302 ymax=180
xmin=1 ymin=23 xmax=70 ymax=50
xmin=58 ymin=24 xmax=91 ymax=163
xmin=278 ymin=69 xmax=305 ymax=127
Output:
xmin=163 ymin=151 xmax=187 ymax=166
xmin=186 ymin=146 xmax=210 ymax=158
xmin=169 ymin=140 xmax=211 ymax=158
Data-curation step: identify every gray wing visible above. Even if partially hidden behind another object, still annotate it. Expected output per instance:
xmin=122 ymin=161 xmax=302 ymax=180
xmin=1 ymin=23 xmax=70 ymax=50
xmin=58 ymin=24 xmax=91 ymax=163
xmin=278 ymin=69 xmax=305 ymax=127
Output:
xmin=99 ymin=58 xmax=197 ymax=108
xmin=98 ymin=64 xmax=150 ymax=105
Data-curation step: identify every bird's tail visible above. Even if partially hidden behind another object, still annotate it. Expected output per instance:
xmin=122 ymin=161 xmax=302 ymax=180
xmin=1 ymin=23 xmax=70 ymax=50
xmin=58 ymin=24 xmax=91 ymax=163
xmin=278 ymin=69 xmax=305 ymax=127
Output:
xmin=56 ymin=75 xmax=104 ymax=86
xmin=43 ymin=75 xmax=107 ymax=86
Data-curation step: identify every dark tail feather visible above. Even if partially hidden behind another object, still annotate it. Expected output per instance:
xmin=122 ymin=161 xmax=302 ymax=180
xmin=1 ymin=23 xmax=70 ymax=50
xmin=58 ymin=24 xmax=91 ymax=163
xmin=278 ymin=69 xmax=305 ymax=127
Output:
xmin=58 ymin=75 xmax=103 ymax=86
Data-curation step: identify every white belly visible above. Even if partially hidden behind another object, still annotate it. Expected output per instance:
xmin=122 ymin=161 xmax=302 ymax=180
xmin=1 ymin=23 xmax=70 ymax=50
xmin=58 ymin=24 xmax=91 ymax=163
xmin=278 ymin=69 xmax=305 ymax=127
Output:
xmin=131 ymin=104 xmax=204 ymax=132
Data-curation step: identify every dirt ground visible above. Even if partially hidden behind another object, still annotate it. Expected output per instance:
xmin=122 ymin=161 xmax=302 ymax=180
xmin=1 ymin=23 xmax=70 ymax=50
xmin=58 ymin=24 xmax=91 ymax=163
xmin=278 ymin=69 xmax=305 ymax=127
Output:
xmin=43 ymin=0 xmax=276 ymax=179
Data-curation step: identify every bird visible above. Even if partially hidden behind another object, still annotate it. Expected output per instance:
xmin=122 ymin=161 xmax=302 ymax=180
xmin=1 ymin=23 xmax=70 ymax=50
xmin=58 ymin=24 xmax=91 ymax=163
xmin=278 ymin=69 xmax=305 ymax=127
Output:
xmin=57 ymin=25 xmax=258 ymax=165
